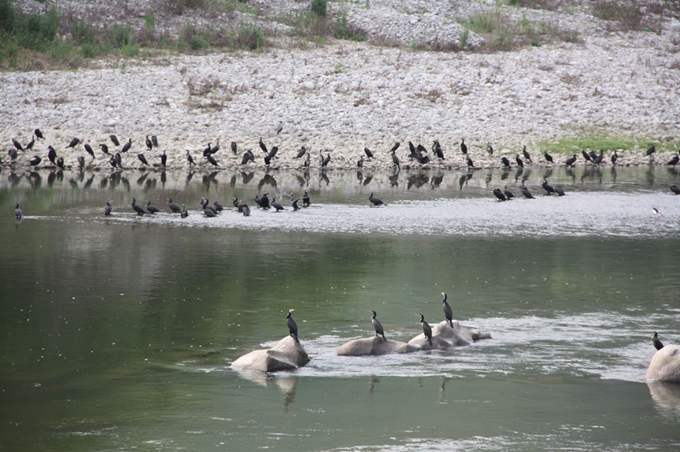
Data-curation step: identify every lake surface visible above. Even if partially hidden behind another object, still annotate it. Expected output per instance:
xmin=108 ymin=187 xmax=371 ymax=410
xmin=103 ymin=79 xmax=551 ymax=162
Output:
xmin=1 ymin=165 xmax=680 ymax=451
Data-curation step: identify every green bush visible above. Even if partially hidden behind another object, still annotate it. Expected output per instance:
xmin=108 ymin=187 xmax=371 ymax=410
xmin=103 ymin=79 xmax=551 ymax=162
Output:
xmin=311 ymin=0 xmax=327 ymax=17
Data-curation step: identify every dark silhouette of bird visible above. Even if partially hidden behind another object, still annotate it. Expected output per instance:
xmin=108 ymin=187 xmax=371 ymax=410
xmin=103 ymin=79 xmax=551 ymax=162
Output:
xmin=521 ymin=182 xmax=535 ymax=199
xmin=146 ymin=201 xmax=160 ymax=214
xmin=276 ymin=121 xmax=283 ymax=136
xmin=185 ymin=150 xmax=195 ymax=166
xmin=391 ymin=149 xmax=400 ymax=169
xmin=67 ymin=137 xmax=80 ymax=148
xmin=357 ymin=156 xmax=364 ymax=168
xmin=466 ymin=156 xmax=474 ymax=169
xmin=493 ymin=188 xmax=507 ymax=201
xmin=303 ymin=153 xmax=310 ymax=168
xmin=114 ymin=152 xmax=123 ymax=169
xmin=231 ymin=141 xmax=238 ymax=155
xmin=109 ymin=156 xmax=117 ymax=169
xmin=7 ymin=148 xmax=18 ymax=161
xmin=206 ymin=154 xmax=219 ymax=167
xmin=11 ymin=138 xmax=23 ymax=151
xmin=652 ymin=207 xmax=662 ymax=216
xmin=210 ymin=139 xmax=220 ymax=155
xmin=295 ymin=146 xmax=307 ymax=159
xmin=99 ymin=144 xmax=109 ymax=155
xmin=544 ymin=151 xmax=553 ymax=163
xmin=104 ymin=201 xmax=113 ymax=216
xmin=180 ymin=204 xmax=189 ymax=218
xmin=271 ymin=198 xmax=285 ymax=212
xmin=441 ymin=292 xmax=453 ymax=328
xmin=268 ymin=146 xmax=278 ymax=160
xmin=302 ymin=190 xmax=310 ymax=207
xmin=151 ymin=135 xmax=159 ymax=147
xmin=515 ymin=154 xmax=524 ymax=168
xmin=369 ymin=192 xmax=385 ymax=207
xmin=29 ymin=156 xmax=41 ymax=167
xmin=646 ymin=144 xmax=656 ymax=157
xmin=241 ymin=204 xmax=251 ymax=216
xmin=521 ymin=146 xmax=531 ymax=163
xmin=202 ymin=142 xmax=212 ymax=157
xmin=160 ymin=151 xmax=167 ymax=167
xmin=670 ymin=185 xmax=680 ymax=195
xmin=213 ymin=200 xmax=224 ymax=212
xmin=487 ymin=143 xmax=494 ymax=156
xmin=132 ymin=198 xmax=145 ymax=215
xmin=259 ymin=137 xmax=268 ymax=154
xmin=291 ymin=197 xmax=300 ymax=211
xmin=364 ymin=147 xmax=374 ymax=159
xmin=121 ymin=138 xmax=132 ymax=153
xmin=240 ymin=150 xmax=254 ymax=165
xmin=433 ymin=140 xmax=445 ymax=160
xmin=145 ymin=136 xmax=153 ymax=151
xmin=370 ymin=310 xmax=385 ymax=340
xmin=652 ymin=332 xmax=664 ymax=350
xmin=389 ymin=142 xmax=400 ymax=154
xmin=201 ymin=198 xmax=217 ymax=216
xmin=14 ymin=203 xmax=23 ymax=219
xmin=593 ymin=150 xmax=604 ymax=165
xmin=667 ymin=152 xmax=679 ymax=167
xmin=321 ymin=153 xmax=331 ymax=168
xmin=503 ymin=185 xmax=515 ymax=199
xmin=542 ymin=179 xmax=556 ymax=195
xmin=419 ymin=314 xmax=433 ymax=346
xmin=501 ymin=156 xmax=511 ymax=168
xmin=25 ymin=136 xmax=35 ymax=150
xmin=581 ymin=150 xmax=592 ymax=163
xmin=460 ymin=138 xmax=467 ymax=155
xmin=565 ymin=154 xmax=577 ymax=167
xmin=77 ymin=156 xmax=85 ymax=170
xmin=554 ymin=185 xmax=566 ymax=196
xmin=110 ymin=135 xmax=120 ymax=146
xmin=47 ymin=146 xmax=57 ymax=165
xmin=137 ymin=153 xmax=149 ymax=166
xmin=167 ymin=198 xmax=182 ymax=213
xmin=56 ymin=156 xmax=64 ymax=170
xmin=287 ymin=309 xmax=299 ymax=343
xmin=34 ymin=129 xmax=44 ymax=140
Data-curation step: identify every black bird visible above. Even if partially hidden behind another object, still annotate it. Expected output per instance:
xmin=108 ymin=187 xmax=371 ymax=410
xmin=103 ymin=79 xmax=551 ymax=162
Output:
xmin=103 ymin=201 xmax=113 ymax=216
xmin=593 ymin=149 xmax=604 ymax=165
xmin=303 ymin=153 xmax=310 ymax=168
xmin=522 ymin=145 xmax=532 ymax=163
xmin=180 ymin=204 xmax=189 ymax=218
xmin=515 ymin=154 xmax=524 ymax=168
xmin=321 ymin=153 xmax=331 ymax=168
xmin=460 ymin=138 xmax=467 ymax=155
xmin=25 ymin=136 xmax=35 ymax=150
xmin=554 ymin=185 xmax=566 ymax=196
xmin=77 ymin=156 xmax=85 ymax=170
xmin=110 ymin=135 xmax=120 ymax=146
xmin=213 ymin=200 xmax=224 ymax=212
xmin=160 ymin=151 xmax=167 ymax=167
xmin=201 ymin=198 xmax=217 ymax=215
xmin=291 ymin=197 xmax=300 ymax=211
xmin=167 ymin=198 xmax=182 ymax=213
xmin=14 ymin=203 xmax=23 ymax=219
xmin=260 ymin=193 xmax=270 ymax=209
xmin=287 ymin=309 xmax=299 ymax=343
xmin=264 ymin=153 xmax=272 ymax=166
xmin=137 ymin=153 xmax=149 ymax=166
xmin=56 ymin=156 xmax=64 ymax=170
xmin=667 ymin=153 xmax=679 ymax=167
xmin=121 ymin=138 xmax=132 ymax=153
xmin=206 ymin=154 xmax=219 ymax=167
xmin=646 ymin=144 xmax=656 ymax=157
xmin=295 ymin=146 xmax=307 ymax=159
xmin=151 ymin=135 xmax=159 ymax=147
xmin=503 ymin=185 xmax=515 ymax=199
xmin=370 ymin=310 xmax=386 ymax=341
xmin=34 ymin=129 xmax=44 ymax=140
xmin=521 ymin=182 xmax=535 ymax=199
xmin=186 ymin=150 xmax=195 ymax=166
xmin=241 ymin=204 xmax=251 ymax=216
xmin=501 ymin=156 xmax=511 ymax=169
xmin=203 ymin=142 xmax=212 ymax=157
xmin=544 ymin=151 xmax=554 ymax=163
xmin=589 ymin=150 xmax=598 ymax=162
xmin=670 ymin=185 xmax=680 ymax=195
xmin=268 ymin=146 xmax=278 ymax=159
xmin=369 ymin=192 xmax=385 ymax=207
xmin=652 ymin=332 xmax=664 ymax=351
xmin=389 ymin=142 xmax=400 ymax=153
xmin=99 ymin=143 xmax=109 ymax=155
xmin=466 ymin=156 xmax=474 ymax=169
xmin=67 ymin=137 xmax=80 ymax=148
xmin=357 ymin=156 xmax=364 ymax=168
xmin=542 ymin=178 xmax=556 ymax=195
xmin=131 ymin=198 xmax=145 ymax=215
xmin=210 ymin=139 xmax=220 ymax=155
xmin=146 ymin=201 xmax=160 ymax=214
xmin=240 ymin=150 xmax=254 ymax=165
xmin=271 ymin=198 xmax=285 ymax=212
xmin=391 ymin=149 xmax=400 ymax=169
xmin=565 ymin=154 xmax=578 ymax=167
xmin=433 ymin=140 xmax=445 ymax=160
xmin=493 ymin=188 xmax=507 ymax=201
xmin=302 ymin=190 xmax=310 ymax=207
xmin=8 ymin=148 xmax=18 ymax=161
xmin=109 ymin=156 xmax=117 ymax=169
xmin=11 ymin=138 xmax=23 ymax=151
xmin=231 ymin=141 xmax=238 ymax=155
xmin=442 ymin=292 xmax=453 ymax=328
xmin=114 ymin=152 xmax=123 ymax=169
xmin=29 ymin=156 xmax=41 ymax=167
xmin=581 ymin=150 xmax=592 ymax=163
xmin=232 ymin=197 xmax=241 ymax=209
xmin=419 ymin=314 xmax=433 ymax=346
xmin=47 ymin=146 xmax=57 ymax=165
xmin=611 ymin=150 xmax=619 ymax=165
xmin=259 ymin=137 xmax=268 ymax=154
xmin=364 ymin=147 xmax=374 ymax=159
xmin=145 ymin=136 xmax=153 ymax=151
xmin=487 ymin=143 xmax=494 ymax=156
xmin=202 ymin=205 xmax=216 ymax=217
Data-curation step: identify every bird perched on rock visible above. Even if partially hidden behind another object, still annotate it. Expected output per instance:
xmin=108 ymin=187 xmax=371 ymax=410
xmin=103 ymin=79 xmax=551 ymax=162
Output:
xmin=146 ymin=201 xmax=160 ymax=214
xmin=521 ymin=182 xmax=535 ymax=199
xmin=370 ymin=310 xmax=385 ymax=341
xmin=287 ymin=309 xmax=299 ymax=343
xmin=99 ymin=144 xmax=109 ymax=155
xmin=652 ymin=332 xmax=664 ymax=350
xmin=167 ymin=198 xmax=182 ymax=213
xmin=441 ymin=292 xmax=453 ymax=328
xmin=145 ymin=136 xmax=153 ymax=151
xmin=231 ymin=141 xmax=238 ymax=155
xmin=670 ymin=185 xmax=680 ymax=195
xmin=137 ymin=153 xmax=149 ymax=166
xmin=364 ymin=147 xmax=374 ymax=160
xmin=121 ymin=138 xmax=132 ymax=153
xmin=503 ymin=185 xmax=515 ymax=199
xmin=34 ymin=129 xmax=44 ymax=140
xmin=544 ymin=151 xmax=554 ymax=163
xmin=522 ymin=145 xmax=532 ymax=163
xmin=419 ymin=314 xmax=433 ymax=346
xmin=186 ymin=150 xmax=195 ymax=166
xmin=501 ymin=156 xmax=511 ymax=169
xmin=29 ymin=156 xmax=41 ymax=167
xmin=131 ymin=198 xmax=145 ymax=216
xmin=565 ymin=154 xmax=577 ymax=167
xmin=493 ymin=188 xmax=507 ymax=201
xmin=110 ymin=135 xmax=120 ymax=146
xmin=460 ymin=138 xmax=467 ymax=155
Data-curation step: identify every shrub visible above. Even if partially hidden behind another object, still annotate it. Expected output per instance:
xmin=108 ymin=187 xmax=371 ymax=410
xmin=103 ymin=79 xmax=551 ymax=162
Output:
xmin=311 ymin=0 xmax=327 ymax=17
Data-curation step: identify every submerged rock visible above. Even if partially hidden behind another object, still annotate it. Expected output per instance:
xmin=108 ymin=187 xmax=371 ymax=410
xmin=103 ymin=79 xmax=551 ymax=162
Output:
xmin=646 ymin=344 xmax=680 ymax=383
xmin=334 ymin=336 xmax=419 ymax=356
xmin=409 ymin=320 xmax=492 ymax=349
xmin=408 ymin=335 xmax=453 ymax=350
xmin=231 ymin=336 xmax=310 ymax=373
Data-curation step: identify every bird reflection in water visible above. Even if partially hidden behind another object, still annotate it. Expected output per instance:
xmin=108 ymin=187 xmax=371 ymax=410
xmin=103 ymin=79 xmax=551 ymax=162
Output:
xmin=368 ymin=376 xmax=380 ymax=395
xmin=319 ymin=170 xmax=330 ymax=187
xmin=241 ymin=171 xmax=254 ymax=185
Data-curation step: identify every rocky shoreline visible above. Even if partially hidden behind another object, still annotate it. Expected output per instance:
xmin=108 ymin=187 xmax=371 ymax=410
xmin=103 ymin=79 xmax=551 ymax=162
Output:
xmin=2 ymin=1 xmax=680 ymax=171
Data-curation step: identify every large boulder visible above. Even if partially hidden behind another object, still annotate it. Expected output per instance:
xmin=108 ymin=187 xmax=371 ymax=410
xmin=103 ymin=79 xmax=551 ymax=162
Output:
xmin=430 ymin=320 xmax=493 ymax=346
xmin=408 ymin=334 xmax=453 ymax=350
xmin=231 ymin=336 xmax=310 ymax=373
xmin=334 ymin=336 xmax=419 ymax=356
xmin=646 ymin=344 xmax=680 ymax=383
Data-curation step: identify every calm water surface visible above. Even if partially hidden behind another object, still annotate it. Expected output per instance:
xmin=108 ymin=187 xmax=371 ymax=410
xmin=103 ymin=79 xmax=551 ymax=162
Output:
xmin=1 ymin=165 xmax=679 ymax=451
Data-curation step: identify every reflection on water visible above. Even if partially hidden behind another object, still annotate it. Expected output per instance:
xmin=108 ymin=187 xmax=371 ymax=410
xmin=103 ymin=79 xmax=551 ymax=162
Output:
xmin=1 ymin=166 xmax=680 ymax=451
xmin=648 ymin=382 xmax=680 ymax=422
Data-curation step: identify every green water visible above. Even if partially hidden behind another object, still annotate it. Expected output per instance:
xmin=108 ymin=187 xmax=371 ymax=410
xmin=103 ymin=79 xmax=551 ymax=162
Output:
xmin=1 ymin=166 xmax=680 ymax=451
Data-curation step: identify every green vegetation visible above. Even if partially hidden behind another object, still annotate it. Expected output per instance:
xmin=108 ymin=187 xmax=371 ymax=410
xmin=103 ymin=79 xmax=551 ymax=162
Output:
xmin=536 ymin=134 xmax=657 ymax=154
xmin=311 ymin=0 xmax=327 ymax=18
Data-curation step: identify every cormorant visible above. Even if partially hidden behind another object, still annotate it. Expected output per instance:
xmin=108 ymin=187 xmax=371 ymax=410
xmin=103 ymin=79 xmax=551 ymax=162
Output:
xmin=358 ymin=156 xmax=364 ymax=168
xmin=364 ymin=147 xmax=374 ymax=159
xmin=441 ymin=292 xmax=453 ymax=328
xmin=67 ymin=137 xmax=80 ymax=148
xmin=34 ymin=129 xmax=44 ymax=139
xmin=611 ymin=150 xmax=619 ymax=165
xmin=203 ymin=143 xmax=212 ymax=157
xmin=369 ymin=192 xmax=385 ymax=207
xmin=47 ymin=146 xmax=57 ymax=165
xmin=210 ymin=139 xmax=220 ymax=155
xmin=370 ymin=310 xmax=385 ymax=340
xmin=581 ymin=150 xmax=592 ymax=163
xmin=11 ymin=138 xmax=23 ymax=151
xmin=77 ymin=156 xmax=85 ymax=170
xmin=466 ymin=156 xmax=474 ymax=169
xmin=271 ymin=199 xmax=285 ymax=212
xmin=460 ymin=138 xmax=467 ymax=155
xmin=241 ymin=204 xmax=251 ymax=216
xmin=7 ymin=148 xmax=18 ymax=161
xmin=515 ymin=154 xmax=524 ymax=168
xmin=114 ymin=152 xmax=123 ymax=169
xmin=110 ymin=135 xmax=120 ymax=146
xmin=151 ymin=135 xmax=159 ymax=147
xmin=653 ymin=332 xmax=664 ymax=350
xmin=670 ymin=185 xmax=680 ymax=195
xmin=160 ymin=151 xmax=167 ymax=167
xmin=287 ymin=309 xmax=299 ymax=343
xmin=593 ymin=150 xmax=604 ymax=165
xmin=25 ymin=136 xmax=35 ymax=150
xmin=260 ymin=193 xmax=270 ymax=209
xmin=121 ymin=138 xmax=132 ymax=153
xmin=167 ymin=198 xmax=182 ymax=213
xmin=321 ymin=153 xmax=331 ymax=168
xmin=137 ymin=154 xmax=149 ymax=166
xmin=501 ymin=156 xmax=511 ymax=168
xmin=554 ymin=185 xmax=566 ymax=196
xmin=14 ymin=203 xmax=23 ymax=219
xmin=145 ymin=136 xmax=153 ymax=151
xmin=104 ymin=201 xmax=112 ymax=216
xmin=231 ymin=141 xmax=238 ymax=155
xmin=667 ymin=153 xmax=679 ymax=166
xmin=544 ymin=151 xmax=554 ymax=163
xmin=146 ymin=201 xmax=160 ymax=214
xmin=503 ymin=185 xmax=515 ymax=199
xmin=29 ymin=156 xmax=41 ymax=167
xmin=646 ymin=144 xmax=656 ymax=157
xmin=433 ymin=140 xmax=445 ymax=160
xmin=291 ymin=197 xmax=300 ymax=211
xmin=295 ymin=146 xmax=307 ymax=159
xmin=99 ymin=144 xmax=109 ymax=155
xmin=493 ymin=188 xmax=507 ymax=201
xmin=56 ymin=157 xmax=64 ymax=169
xmin=389 ymin=142 xmax=400 ymax=153
xmin=565 ymin=154 xmax=577 ymax=167
xmin=259 ymin=137 xmax=268 ymax=154
xmin=487 ymin=143 xmax=494 ymax=156
xmin=185 ymin=151 xmax=195 ymax=166
xmin=391 ymin=149 xmax=400 ymax=169
xmin=203 ymin=205 xmax=216 ymax=217
xmin=302 ymin=190 xmax=310 ymax=207
xmin=419 ymin=314 xmax=433 ymax=346
xmin=180 ymin=204 xmax=189 ymax=218
xmin=206 ymin=154 xmax=219 ymax=167
xmin=132 ymin=198 xmax=145 ymax=215
xmin=542 ymin=178 xmax=556 ymax=195
xmin=240 ymin=150 xmax=254 ymax=165
xmin=521 ymin=182 xmax=535 ymax=199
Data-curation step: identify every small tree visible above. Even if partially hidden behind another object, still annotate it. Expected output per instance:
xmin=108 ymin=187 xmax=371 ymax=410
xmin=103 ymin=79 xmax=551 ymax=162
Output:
xmin=311 ymin=0 xmax=327 ymax=17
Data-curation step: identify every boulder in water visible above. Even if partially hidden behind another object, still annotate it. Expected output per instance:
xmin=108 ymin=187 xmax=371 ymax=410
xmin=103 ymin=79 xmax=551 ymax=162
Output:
xmin=334 ymin=336 xmax=419 ymax=356
xmin=646 ymin=344 xmax=680 ymax=383
xmin=231 ymin=336 xmax=310 ymax=373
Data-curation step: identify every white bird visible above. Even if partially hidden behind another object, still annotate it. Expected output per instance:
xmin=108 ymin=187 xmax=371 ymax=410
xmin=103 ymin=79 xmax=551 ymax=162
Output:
xmin=275 ymin=120 xmax=283 ymax=136
xmin=652 ymin=207 xmax=663 ymax=216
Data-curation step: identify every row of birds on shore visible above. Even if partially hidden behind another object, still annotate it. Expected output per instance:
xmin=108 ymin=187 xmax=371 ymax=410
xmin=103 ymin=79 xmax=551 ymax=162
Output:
xmin=7 ymin=130 xmax=678 ymax=171
xmin=286 ymin=293 xmax=456 ymax=346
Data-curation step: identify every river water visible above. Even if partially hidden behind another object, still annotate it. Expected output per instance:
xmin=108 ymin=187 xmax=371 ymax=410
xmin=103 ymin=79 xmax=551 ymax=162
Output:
xmin=1 ymin=165 xmax=679 ymax=451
